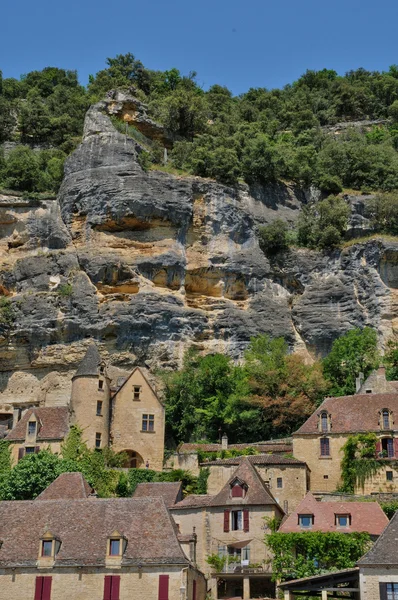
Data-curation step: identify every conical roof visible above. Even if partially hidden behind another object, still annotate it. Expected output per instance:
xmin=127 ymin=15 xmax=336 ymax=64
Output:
xmin=72 ymin=344 xmax=101 ymax=379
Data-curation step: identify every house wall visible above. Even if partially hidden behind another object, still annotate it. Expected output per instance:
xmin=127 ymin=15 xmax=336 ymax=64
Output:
xmin=165 ymin=452 xmax=200 ymax=475
xmin=0 ymin=565 xmax=206 ymax=600
xmin=10 ymin=440 xmax=62 ymax=464
xmin=71 ymin=373 xmax=111 ymax=449
xmin=206 ymin=464 xmax=308 ymax=513
xmin=360 ymin=567 xmax=398 ymax=600
xmin=111 ymin=369 xmax=165 ymax=471
xmin=361 ymin=464 xmax=398 ymax=494
xmin=293 ymin=434 xmax=348 ymax=492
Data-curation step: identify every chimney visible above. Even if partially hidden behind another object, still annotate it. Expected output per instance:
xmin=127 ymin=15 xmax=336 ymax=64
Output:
xmin=221 ymin=433 xmax=228 ymax=450
xmin=355 ymin=372 xmax=364 ymax=393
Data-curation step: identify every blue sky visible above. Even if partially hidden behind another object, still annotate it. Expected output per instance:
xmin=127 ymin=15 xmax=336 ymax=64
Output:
xmin=2 ymin=0 xmax=398 ymax=95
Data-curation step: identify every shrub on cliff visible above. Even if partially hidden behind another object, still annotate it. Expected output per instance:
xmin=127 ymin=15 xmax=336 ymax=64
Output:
xmin=258 ymin=219 xmax=290 ymax=254
xmin=297 ymin=195 xmax=350 ymax=249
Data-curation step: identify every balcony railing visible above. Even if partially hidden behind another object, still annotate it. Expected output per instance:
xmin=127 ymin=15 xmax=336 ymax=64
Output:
xmin=221 ymin=562 xmax=271 ymax=574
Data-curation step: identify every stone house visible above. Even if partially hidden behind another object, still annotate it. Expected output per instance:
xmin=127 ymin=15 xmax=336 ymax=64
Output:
xmin=203 ymin=453 xmax=309 ymax=514
xmin=293 ymin=368 xmax=398 ymax=493
xmin=0 ymin=473 xmax=206 ymax=600
xmin=5 ymin=406 xmax=69 ymax=464
xmin=279 ymin=492 xmax=388 ymax=538
xmin=169 ymin=458 xmax=284 ymax=600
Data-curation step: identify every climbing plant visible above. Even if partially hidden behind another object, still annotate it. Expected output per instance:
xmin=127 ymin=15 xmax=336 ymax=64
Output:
xmin=339 ymin=433 xmax=383 ymax=493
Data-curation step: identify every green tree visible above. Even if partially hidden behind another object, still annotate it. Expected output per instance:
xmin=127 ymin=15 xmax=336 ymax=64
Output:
xmin=3 ymin=451 xmax=63 ymax=500
xmin=297 ymin=195 xmax=350 ymax=249
xmin=258 ymin=219 xmax=290 ymax=254
xmin=322 ymin=327 xmax=379 ymax=396
xmin=368 ymin=192 xmax=398 ymax=235
xmin=385 ymin=338 xmax=398 ymax=380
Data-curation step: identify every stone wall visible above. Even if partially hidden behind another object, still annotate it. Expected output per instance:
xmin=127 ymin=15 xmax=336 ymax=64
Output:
xmin=360 ymin=567 xmax=398 ymax=600
xmin=293 ymin=434 xmax=348 ymax=492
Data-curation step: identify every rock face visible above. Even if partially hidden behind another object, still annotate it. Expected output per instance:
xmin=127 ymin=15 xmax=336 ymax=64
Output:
xmin=0 ymin=101 xmax=397 ymax=407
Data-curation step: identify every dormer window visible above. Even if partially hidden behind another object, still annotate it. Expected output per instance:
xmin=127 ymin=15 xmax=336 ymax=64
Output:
xmin=99 ymin=364 xmax=105 ymax=375
xmin=230 ymin=478 xmax=248 ymax=498
xmin=298 ymin=514 xmax=314 ymax=529
xmin=382 ymin=409 xmax=391 ymax=430
xmin=335 ymin=514 xmax=351 ymax=528
xmin=28 ymin=421 xmax=36 ymax=436
xmin=107 ymin=531 xmax=126 ymax=558
xmin=41 ymin=540 xmax=53 ymax=557
xmin=39 ymin=533 xmax=60 ymax=559
xmin=320 ymin=411 xmax=329 ymax=432
xmin=109 ymin=539 xmax=120 ymax=556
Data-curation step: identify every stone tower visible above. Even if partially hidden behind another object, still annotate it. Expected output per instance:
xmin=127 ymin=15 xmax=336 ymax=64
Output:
xmin=70 ymin=344 xmax=111 ymax=449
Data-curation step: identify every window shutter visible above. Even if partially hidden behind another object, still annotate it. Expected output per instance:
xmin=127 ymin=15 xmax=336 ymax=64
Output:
xmin=111 ymin=575 xmax=120 ymax=600
xmin=223 ymin=509 xmax=230 ymax=533
xmin=34 ymin=577 xmax=44 ymax=600
xmin=231 ymin=485 xmax=243 ymax=498
xmin=18 ymin=447 xmax=24 ymax=461
xmin=376 ymin=440 xmax=381 ymax=457
xmin=42 ymin=577 xmax=52 ymax=600
xmin=104 ymin=576 xmax=112 ymax=600
xmin=243 ymin=509 xmax=249 ymax=532
xmin=394 ymin=438 xmax=398 ymax=457
xmin=35 ymin=446 xmax=40 ymax=454
xmin=158 ymin=574 xmax=169 ymax=600
xmin=379 ymin=583 xmax=388 ymax=600
xmin=193 ymin=580 xmax=197 ymax=600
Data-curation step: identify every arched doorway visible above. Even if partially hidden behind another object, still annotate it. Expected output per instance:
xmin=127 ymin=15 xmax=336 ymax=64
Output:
xmin=120 ymin=450 xmax=144 ymax=468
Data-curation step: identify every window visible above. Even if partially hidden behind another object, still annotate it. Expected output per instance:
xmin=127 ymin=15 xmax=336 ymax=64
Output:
xmin=109 ymin=539 xmax=120 ymax=556
xmin=25 ymin=446 xmax=35 ymax=454
xmin=142 ymin=414 xmax=154 ymax=432
xmin=277 ymin=477 xmax=283 ymax=489
xmin=382 ymin=437 xmax=395 ymax=458
xmin=242 ymin=545 xmax=251 ymax=563
xmin=35 ymin=576 xmax=52 ymax=600
xmin=99 ymin=365 xmax=105 ymax=375
xmin=96 ymin=400 xmax=103 ymax=416
xmin=387 ymin=471 xmax=394 ymax=481
xmin=41 ymin=540 xmax=53 ymax=557
xmin=299 ymin=514 xmax=314 ymax=528
xmin=386 ymin=583 xmax=398 ymax=600
xmin=366 ymin=389 xmax=372 ymax=394
xmin=28 ymin=421 xmax=36 ymax=435
xmin=95 ymin=432 xmax=101 ymax=449
xmin=324 ymin=475 xmax=329 ymax=479
xmin=133 ymin=386 xmax=141 ymax=400
xmin=321 ymin=412 xmax=328 ymax=432
xmin=231 ymin=482 xmax=246 ymax=498
xmin=336 ymin=514 xmax=351 ymax=527
xmin=231 ymin=510 xmax=243 ymax=531
xmin=320 ymin=437 xmax=330 ymax=456
xmin=104 ymin=575 xmax=120 ymax=600
xmin=383 ymin=410 xmax=391 ymax=430
xmin=98 ymin=380 xmax=104 ymax=391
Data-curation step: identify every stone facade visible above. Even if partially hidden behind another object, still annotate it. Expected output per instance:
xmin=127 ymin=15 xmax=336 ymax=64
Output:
xmin=293 ymin=433 xmax=347 ymax=492
xmin=360 ymin=567 xmax=398 ymax=600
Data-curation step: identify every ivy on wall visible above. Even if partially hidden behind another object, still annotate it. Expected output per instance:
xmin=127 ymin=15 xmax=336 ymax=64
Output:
xmin=339 ymin=433 xmax=384 ymax=493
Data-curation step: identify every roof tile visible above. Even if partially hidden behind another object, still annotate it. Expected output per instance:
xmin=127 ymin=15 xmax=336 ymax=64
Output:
xmin=6 ymin=407 xmax=69 ymax=441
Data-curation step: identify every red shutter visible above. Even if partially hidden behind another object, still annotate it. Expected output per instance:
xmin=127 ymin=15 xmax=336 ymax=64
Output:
xmin=158 ymin=574 xmax=169 ymax=600
xmin=104 ymin=576 xmax=112 ymax=600
xmin=193 ymin=580 xmax=197 ymax=600
xmin=111 ymin=575 xmax=120 ymax=600
xmin=394 ymin=438 xmax=398 ymax=458
xmin=42 ymin=577 xmax=52 ymax=600
xmin=34 ymin=577 xmax=44 ymax=600
xmin=376 ymin=440 xmax=381 ymax=457
xmin=231 ymin=485 xmax=243 ymax=498
xmin=18 ymin=447 xmax=24 ymax=462
xmin=243 ymin=509 xmax=249 ymax=532
xmin=35 ymin=446 xmax=40 ymax=454
xmin=223 ymin=509 xmax=230 ymax=532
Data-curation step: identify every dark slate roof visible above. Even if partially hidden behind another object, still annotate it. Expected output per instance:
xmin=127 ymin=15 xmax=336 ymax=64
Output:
xmin=0 ymin=498 xmax=188 ymax=568
xmin=358 ymin=509 xmax=398 ymax=565
xmin=279 ymin=492 xmax=388 ymax=535
xmin=179 ymin=441 xmax=292 ymax=454
xmin=201 ymin=454 xmax=307 ymax=467
xmin=6 ymin=407 xmax=69 ymax=441
xmin=73 ymin=344 xmax=101 ymax=379
xmin=133 ymin=482 xmax=183 ymax=507
xmin=295 ymin=393 xmax=398 ymax=435
xmin=35 ymin=473 xmax=94 ymax=501
xmin=171 ymin=458 xmax=281 ymax=511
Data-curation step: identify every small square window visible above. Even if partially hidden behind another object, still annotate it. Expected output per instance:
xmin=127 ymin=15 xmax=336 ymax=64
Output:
xmin=387 ymin=471 xmax=393 ymax=481
xmin=298 ymin=514 xmax=313 ymax=528
xmin=95 ymin=433 xmax=101 ymax=449
xmin=25 ymin=446 xmax=35 ymax=454
xmin=41 ymin=540 xmax=53 ymax=557
xmin=336 ymin=514 xmax=350 ymax=527
xmin=276 ymin=477 xmax=283 ymax=489
xmin=324 ymin=475 xmax=329 ymax=479
xmin=96 ymin=400 xmax=103 ymax=416
xmin=109 ymin=539 xmax=120 ymax=556
xmin=133 ymin=386 xmax=141 ymax=400
xmin=28 ymin=421 xmax=36 ymax=436
xmin=98 ymin=380 xmax=104 ymax=391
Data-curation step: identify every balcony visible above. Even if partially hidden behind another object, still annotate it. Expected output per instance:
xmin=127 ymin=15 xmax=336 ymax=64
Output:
xmin=221 ymin=562 xmax=271 ymax=574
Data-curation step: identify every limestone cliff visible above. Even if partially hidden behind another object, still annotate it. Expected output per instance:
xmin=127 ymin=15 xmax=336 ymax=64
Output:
xmin=0 ymin=99 xmax=397 ymax=409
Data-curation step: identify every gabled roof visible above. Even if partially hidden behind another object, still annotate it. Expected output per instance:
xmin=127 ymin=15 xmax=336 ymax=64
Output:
xmin=171 ymin=458 xmax=281 ymax=511
xmin=0 ymin=497 xmax=188 ymax=568
xmin=358 ymin=368 xmax=397 ymax=394
xmin=111 ymin=366 xmax=160 ymax=403
xmin=358 ymin=509 xmax=398 ymax=565
xmin=295 ymin=393 xmax=398 ymax=435
xmin=133 ymin=482 xmax=183 ymax=507
xmin=279 ymin=492 xmax=388 ymax=535
xmin=72 ymin=344 xmax=101 ymax=379
xmin=6 ymin=407 xmax=69 ymax=441
xmin=35 ymin=473 xmax=94 ymax=501
xmin=201 ymin=454 xmax=307 ymax=467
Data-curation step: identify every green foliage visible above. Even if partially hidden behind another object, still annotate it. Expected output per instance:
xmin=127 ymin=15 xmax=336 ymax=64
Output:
xmin=266 ymin=531 xmax=371 ymax=581
xmin=1 ymin=451 xmax=63 ymax=500
xmin=297 ymin=195 xmax=350 ymax=249
xmin=368 ymin=192 xmax=398 ymax=235
xmin=197 ymin=447 xmax=258 ymax=464
xmin=206 ymin=553 xmax=227 ymax=572
xmin=196 ymin=467 xmax=210 ymax=494
xmin=258 ymin=219 xmax=290 ymax=254
xmin=385 ymin=337 xmax=398 ymax=380
xmin=0 ymin=297 xmax=14 ymax=327
xmin=57 ymin=283 xmax=73 ymax=297
xmin=339 ymin=433 xmax=381 ymax=493
xmin=0 ymin=146 xmax=65 ymax=193
xmin=126 ymin=467 xmax=199 ymax=496
xmin=322 ymin=327 xmax=379 ymax=396
xmin=381 ymin=501 xmax=398 ymax=519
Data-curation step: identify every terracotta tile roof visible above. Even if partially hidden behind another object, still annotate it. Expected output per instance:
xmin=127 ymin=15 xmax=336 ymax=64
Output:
xmin=358 ymin=509 xmax=398 ymax=565
xmin=201 ymin=454 xmax=307 ymax=467
xmin=0 ymin=497 xmax=188 ymax=568
xmin=279 ymin=492 xmax=388 ymax=535
xmin=6 ymin=407 xmax=69 ymax=441
xmin=294 ymin=393 xmax=398 ymax=435
xmin=133 ymin=482 xmax=183 ymax=507
xmin=73 ymin=344 xmax=101 ymax=379
xmin=179 ymin=441 xmax=292 ymax=453
xmin=35 ymin=473 xmax=94 ymax=500
xmin=171 ymin=459 xmax=281 ymax=511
